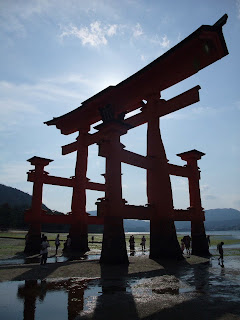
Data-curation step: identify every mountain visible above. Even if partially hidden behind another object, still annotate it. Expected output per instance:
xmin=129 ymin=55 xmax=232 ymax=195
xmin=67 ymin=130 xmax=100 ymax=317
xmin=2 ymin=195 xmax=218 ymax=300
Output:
xmin=0 ymin=184 xmax=49 ymax=210
xmin=175 ymin=208 xmax=240 ymax=231
xmin=0 ymin=184 xmax=61 ymax=231
xmin=88 ymin=208 xmax=240 ymax=231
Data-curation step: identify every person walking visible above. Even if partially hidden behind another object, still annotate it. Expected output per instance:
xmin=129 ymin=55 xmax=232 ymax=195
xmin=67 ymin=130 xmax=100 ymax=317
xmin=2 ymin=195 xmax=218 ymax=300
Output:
xmin=141 ymin=236 xmax=146 ymax=250
xmin=129 ymin=235 xmax=135 ymax=251
xmin=40 ymin=236 xmax=50 ymax=265
xmin=217 ymin=241 xmax=224 ymax=264
xmin=183 ymin=235 xmax=191 ymax=256
xmin=180 ymin=238 xmax=185 ymax=254
xmin=55 ymin=234 xmax=60 ymax=255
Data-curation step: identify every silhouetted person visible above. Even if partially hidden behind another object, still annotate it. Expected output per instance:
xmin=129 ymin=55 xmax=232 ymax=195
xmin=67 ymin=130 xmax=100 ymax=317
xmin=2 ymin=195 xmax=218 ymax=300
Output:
xmin=141 ymin=236 xmax=146 ymax=250
xmin=206 ymin=235 xmax=210 ymax=245
xmin=180 ymin=238 xmax=185 ymax=253
xmin=40 ymin=236 xmax=49 ymax=265
xmin=217 ymin=241 xmax=224 ymax=264
xmin=55 ymin=234 xmax=60 ymax=255
xmin=63 ymin=234 xmax=71 ymax=252
xmin=183 ymin=235 xmax=191 ymax=256
xmin=91 ymin=236 xmax=94 ymax=243
xmin=129 ymin=235 xmax=135 ymax=251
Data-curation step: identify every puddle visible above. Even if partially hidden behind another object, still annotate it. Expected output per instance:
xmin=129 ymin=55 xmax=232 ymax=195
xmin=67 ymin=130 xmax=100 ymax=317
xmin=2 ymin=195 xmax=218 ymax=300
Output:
xmin=0 ymin=277 xmax=137 ymax=319
xmin=0 ymin=254 xmax=100 ymax=266
xmin=0 ymin=250 xmax=150 ymax=266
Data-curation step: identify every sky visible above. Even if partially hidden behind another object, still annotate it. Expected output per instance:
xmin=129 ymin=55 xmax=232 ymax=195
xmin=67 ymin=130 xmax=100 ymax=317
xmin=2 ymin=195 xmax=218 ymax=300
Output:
xmin=0 ymin=0 xmax=239 ymax=214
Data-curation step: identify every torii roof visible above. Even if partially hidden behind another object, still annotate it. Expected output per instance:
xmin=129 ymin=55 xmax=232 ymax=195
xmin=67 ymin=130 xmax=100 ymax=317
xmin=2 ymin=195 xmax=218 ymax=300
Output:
xmin=45 ymin=15 xmax=228 ymax=135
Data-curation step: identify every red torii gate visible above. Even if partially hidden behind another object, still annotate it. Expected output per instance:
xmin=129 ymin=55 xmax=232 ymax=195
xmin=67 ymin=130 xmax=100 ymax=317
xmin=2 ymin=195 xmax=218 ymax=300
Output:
xmin=25 ymin=15 xmax=228 ymax=263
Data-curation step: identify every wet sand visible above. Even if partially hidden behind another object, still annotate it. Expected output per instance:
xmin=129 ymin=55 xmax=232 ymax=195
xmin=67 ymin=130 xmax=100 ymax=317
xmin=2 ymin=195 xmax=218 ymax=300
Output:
xmin=0 ymin=254 xmax=240 ymax=319
xmin=0 ymin=254 xmax=208 ymax=282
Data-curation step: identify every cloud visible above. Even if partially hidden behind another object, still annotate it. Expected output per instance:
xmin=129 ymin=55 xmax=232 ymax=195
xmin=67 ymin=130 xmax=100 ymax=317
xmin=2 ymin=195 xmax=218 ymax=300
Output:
xmin=60 ymin=21 xmax=118 ymax=46
xmin=133 ymin=23 xmax=143 ymax=37
xmin=160 ymin=35 xmax=170 ymax=48
xmin=150 ymin=34 xmax=170 ymax=49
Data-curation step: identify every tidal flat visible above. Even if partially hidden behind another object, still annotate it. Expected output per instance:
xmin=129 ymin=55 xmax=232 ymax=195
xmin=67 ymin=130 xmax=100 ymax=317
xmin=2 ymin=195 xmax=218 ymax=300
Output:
xmin=0 ymin=230 xmax=240 ymax=319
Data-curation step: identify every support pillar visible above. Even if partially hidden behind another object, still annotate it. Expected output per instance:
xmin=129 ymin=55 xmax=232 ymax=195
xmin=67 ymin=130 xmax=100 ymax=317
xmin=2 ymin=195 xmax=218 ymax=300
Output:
xmin=97 ymin=120 xmax=129 ymax=264
xmin=25 ymin=157 xmax=52 ymax=254
xmin=69 ymin=128 xmax=90 ymax=253
xmin=177 ymin=150 xmax=209 ymax=256
xmin=146 ymin=95 xmax=182 ymax=259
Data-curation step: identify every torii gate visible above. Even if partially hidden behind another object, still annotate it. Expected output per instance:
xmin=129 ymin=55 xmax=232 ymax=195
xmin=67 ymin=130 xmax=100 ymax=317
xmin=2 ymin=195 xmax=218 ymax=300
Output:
xmin=24 ymin=15 xmax=228 ymax=263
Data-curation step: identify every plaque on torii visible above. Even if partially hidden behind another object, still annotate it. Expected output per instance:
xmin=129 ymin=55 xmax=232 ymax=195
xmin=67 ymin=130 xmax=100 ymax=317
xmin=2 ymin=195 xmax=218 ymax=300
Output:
xmin=25 ymin=15 xmax=228 ymax=262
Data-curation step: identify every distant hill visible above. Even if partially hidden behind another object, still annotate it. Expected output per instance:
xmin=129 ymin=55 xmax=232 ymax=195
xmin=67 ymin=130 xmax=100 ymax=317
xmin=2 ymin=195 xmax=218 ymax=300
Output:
xmin=175 ymin=208 xmax=240 ymax=231
xmin=1 ymin=184 xmax=240 ymax=231
xmin=0 ymin=184 xmax=62 ymax=231
xmin=88 ymin=208 xmax=240 ymax=231
xmin=0 ymin=184 xmax=49 ymax=210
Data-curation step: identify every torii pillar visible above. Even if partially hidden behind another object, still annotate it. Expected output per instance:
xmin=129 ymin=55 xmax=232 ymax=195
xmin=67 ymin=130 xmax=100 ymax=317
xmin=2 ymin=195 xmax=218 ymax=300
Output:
xmin=177 ymin=150 xmax=209 ymax=256
xmin=146 ymin=94 xmax=182 ymax=259
xmin=69 ymin=128 xmax=90 ymax=253
xmin=97 ymin=119 xmax=129 ymax=264
xmin=24 ymin=156 xmax=53 ymax=254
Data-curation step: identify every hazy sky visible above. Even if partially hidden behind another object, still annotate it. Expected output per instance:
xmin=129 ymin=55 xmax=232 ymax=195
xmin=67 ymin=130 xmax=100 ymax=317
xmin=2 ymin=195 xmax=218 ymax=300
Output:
xmin=0 ymin=0 xmax=239 ymax=213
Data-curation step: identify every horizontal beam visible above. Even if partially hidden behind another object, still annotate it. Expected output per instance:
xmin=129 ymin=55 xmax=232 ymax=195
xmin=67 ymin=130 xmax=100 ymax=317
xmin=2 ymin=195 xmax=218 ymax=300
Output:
xmin=126 ymin=85 xmax=200 ymax=128
xmin=25 ymin=211 xmax=74 ymax=224
xmin=28 ymin=172 xmax=105 ymax=191
xmin=120 ymin=149 xmax=152 ymax=169
xmin=61 ymin=141 xmax=78 ymax=155
xmin=62 ymin=131 xmax=106 ymax=155
xmin=97 ymin=201 xmax=153 ymax=219
xmin=87 ymin=216 xmax=104 ymax=225
xmin=173 ymin=209 xmax=205 ymax=221
xmin=25 ymin=208 xmax=204 ymax=223
xmin=61 ymin=86 xmax=200 ymax=155
xmin=168 ymin=163 xmax=190 ymax=177
xmin=121 ymin=205 xmax=153 ymax=219
xmin=98 ymin=143 xmax=152 ymax=170
xmin=28 ymin=172 xmax=75 ymax=187
xmin=86 ymin=181 xmax=105 ymax=192
xmin=25 ymin=211 xmax=104 ymax=225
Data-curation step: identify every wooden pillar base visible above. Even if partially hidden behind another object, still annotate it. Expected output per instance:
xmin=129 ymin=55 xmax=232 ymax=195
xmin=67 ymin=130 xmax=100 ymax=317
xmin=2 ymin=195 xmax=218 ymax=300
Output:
xmin=149 ymin=218 xmax=183 ymax=260
xmin=67 ymin=223 xmax=90 ymax=254
xmin=100 ymin=217 xmax=129 ymax=265
xmin=191 ymin=221 xmax=210 ymax=256
xmin=24 ymin=224 xmax=41 ymax=255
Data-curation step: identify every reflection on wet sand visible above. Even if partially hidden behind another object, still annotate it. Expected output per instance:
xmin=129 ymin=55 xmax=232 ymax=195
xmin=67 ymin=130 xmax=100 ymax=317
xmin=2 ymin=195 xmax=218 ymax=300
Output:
xmin=90 ymin=264 xmax=139 ymax=320
xmin=16 ymin=264 xmax=140 ymax=320
xmin=18 ymin=278 xmax=89 ymax=320
xmin=1 ymin=256 xmax=239 ymax=319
